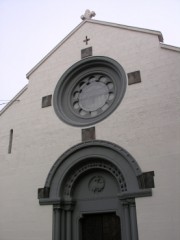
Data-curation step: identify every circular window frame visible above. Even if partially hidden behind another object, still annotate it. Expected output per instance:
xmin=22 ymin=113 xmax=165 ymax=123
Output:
xmin=53 ymin=56 xmax=127 ymax=127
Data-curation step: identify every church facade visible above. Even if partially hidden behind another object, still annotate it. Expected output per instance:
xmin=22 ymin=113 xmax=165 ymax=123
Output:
xmin=0 ymin=13 xmax=180 ymax=240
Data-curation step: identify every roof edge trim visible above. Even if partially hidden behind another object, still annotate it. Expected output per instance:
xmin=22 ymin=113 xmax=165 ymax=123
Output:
xmin=0 ymin=85 xmax=28 ymax=116
xmin=26 ymin=21 xmax=85 ymax=79
xmin=26 ymin=19 xmax=164 ymax=79
xmin=160 ymin=43 xmax=180 ymax=52
xmin=88 ymin=19 xmax=163 ymax=42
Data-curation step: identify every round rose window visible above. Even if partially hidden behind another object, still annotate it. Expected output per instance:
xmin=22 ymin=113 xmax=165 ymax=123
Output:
xmin=53 ymin=56 xmax=127 ymax=127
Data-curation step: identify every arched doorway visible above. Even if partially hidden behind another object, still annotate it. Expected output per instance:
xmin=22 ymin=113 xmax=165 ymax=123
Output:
xmin=38 ymin=140 xmax=152 ymax=240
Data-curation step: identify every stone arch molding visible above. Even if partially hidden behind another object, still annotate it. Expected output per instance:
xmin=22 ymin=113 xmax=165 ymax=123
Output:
xmin=38 ymin=140 xmax=150 ymax=204
xmin=62 ymin=158 xmax=127 ymax=200
xmin=38 ymin=140 xmax=153 ymax=240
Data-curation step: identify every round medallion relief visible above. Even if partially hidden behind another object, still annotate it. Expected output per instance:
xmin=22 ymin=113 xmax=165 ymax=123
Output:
xmin=88 ymin=176 xmax=105 ymax=193
xmin=53 ymin=56 xmax=127 ymax=127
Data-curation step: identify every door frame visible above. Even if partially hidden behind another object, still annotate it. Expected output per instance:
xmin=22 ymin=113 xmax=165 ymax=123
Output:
xmin=38 ymin=140 xmax=153 ymax=240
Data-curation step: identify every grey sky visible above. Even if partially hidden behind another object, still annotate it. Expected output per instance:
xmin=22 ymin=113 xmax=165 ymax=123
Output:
xmin=0 ymin=0 xmax=180 ymax=110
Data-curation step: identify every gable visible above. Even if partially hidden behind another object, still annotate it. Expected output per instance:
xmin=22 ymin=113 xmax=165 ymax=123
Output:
xmin=1 ymin=19 xmax=180 ymax=118
xmin=26 ymin=19 xmax=164 ymax=79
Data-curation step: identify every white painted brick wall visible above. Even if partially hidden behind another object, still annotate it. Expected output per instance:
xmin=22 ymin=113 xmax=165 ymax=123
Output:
xmin=0 ymin=22 xmax=180 ymax=240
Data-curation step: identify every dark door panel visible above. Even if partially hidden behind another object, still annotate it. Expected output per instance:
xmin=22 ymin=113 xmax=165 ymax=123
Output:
xmin=82 ymin=213 xmax=121 ymax=240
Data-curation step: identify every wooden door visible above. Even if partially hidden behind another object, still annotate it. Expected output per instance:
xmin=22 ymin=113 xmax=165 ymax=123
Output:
xmin=81 ymin=213 xmax=121 ymax=240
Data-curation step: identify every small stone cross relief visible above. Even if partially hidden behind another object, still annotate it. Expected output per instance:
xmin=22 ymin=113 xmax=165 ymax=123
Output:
xmin=83 ymin=36 xmax=90 ymax=45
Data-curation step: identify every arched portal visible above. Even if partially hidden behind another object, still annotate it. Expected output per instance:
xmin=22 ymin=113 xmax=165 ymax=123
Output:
xmin=38 ymin=140 xmax=153 ymax=240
